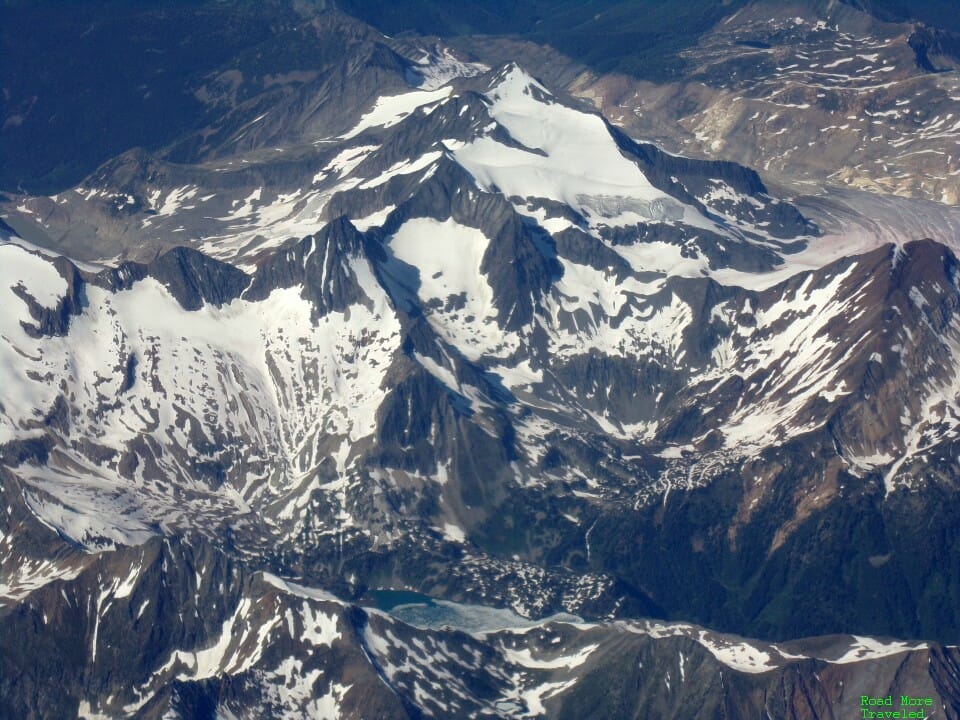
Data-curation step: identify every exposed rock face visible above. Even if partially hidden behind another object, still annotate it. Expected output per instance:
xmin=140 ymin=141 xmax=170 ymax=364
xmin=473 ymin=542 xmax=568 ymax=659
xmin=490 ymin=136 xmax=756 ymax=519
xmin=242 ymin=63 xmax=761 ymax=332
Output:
xmin=147 ymin=247 xmax=250 ymax=311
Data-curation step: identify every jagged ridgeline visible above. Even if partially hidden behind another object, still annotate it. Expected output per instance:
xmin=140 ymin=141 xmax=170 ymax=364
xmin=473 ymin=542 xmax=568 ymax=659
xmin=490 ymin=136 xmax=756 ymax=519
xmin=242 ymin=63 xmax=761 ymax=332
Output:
xmin=3 ymin=1 xmax=960 ymax=718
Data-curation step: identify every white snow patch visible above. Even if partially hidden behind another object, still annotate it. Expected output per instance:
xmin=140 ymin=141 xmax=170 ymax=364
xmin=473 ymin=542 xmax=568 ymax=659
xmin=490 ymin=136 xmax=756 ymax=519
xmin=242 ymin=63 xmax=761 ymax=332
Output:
xmin=351 ymin=205 xmax=396 ymax=231
xmin=696 ymin=631 xmax=778 ymax=674
xmin=829 ymin=636 xmax=927 ymax=663
xmin=502 ymin=643 xmax=598 ymax=670
xmin=343 ymin=88 xmax=452 ymax=139
xmin=441 ymin=522 xmax=466 ymax=543
xmin=358 ymin=151 xmax=442 ymax=189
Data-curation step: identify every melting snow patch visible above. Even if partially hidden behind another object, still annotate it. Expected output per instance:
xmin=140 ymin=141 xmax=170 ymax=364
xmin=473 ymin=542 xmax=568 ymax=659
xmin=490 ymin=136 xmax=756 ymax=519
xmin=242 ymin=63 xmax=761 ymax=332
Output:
xmin=300 ymin=601 xmax=341 ymax=647
xmin=261 ymin=573 xmax=344 ymax=604
xmin=386 ymin=599 xmax=582 ymax=635
xmin=343 ymin=88 xmax=452 ymax=139
xmin=828 ymin=635 xmax=927 ymax=663
xmin=502 ymin=643 xmax=598 ymax=670
xmin=358 ymin=151 xmax=442 ymax=189
xmin=441 ymin=522 xmax=466 ymax=543
xmin=410 ymin=47 xmax=488 ymax=91
xmin=352 ymin=204 xmax=396 ymax=231
xmin=695 ymin=631 xmax=779 ymax=674
xmin=326 ymin=144 xmax=380 ymax=176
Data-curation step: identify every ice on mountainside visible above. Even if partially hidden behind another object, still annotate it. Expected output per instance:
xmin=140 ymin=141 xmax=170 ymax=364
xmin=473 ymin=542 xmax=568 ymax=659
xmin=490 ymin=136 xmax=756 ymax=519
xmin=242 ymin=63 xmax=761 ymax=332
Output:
xmin=5 ymin=4 xmax=960 ymax=717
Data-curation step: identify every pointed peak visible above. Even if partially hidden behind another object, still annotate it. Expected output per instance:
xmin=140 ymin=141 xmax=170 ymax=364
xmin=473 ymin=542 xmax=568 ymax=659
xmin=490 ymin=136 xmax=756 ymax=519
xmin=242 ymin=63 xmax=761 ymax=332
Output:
xmin=317 ymin=215 xmax=367 ymax=252
xmin=243 ymin=217 xmax=379 ymax=319
xmin=487 ymin=62 xmax=552 ymax=101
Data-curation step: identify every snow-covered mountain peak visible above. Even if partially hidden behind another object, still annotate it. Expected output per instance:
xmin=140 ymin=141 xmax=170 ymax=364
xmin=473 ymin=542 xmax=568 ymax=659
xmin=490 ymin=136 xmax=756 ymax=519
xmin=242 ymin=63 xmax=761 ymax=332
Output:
xmin=486 ymin=63 xmax=553 ymax=100
xmin=450 ymin=76 xmax=677 ymax=233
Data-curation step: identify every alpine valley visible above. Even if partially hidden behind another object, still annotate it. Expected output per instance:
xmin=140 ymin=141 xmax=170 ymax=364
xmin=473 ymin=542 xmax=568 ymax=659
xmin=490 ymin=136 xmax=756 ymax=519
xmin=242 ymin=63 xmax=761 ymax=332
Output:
xmin=3 ymin=1 xmax=960 ymax=718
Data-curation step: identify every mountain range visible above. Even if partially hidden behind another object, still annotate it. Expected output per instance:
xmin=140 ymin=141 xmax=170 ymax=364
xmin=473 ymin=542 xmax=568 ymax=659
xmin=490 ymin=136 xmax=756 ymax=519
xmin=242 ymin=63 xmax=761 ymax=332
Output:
xmin=3 ymin=1 xmax=960 ymax=718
